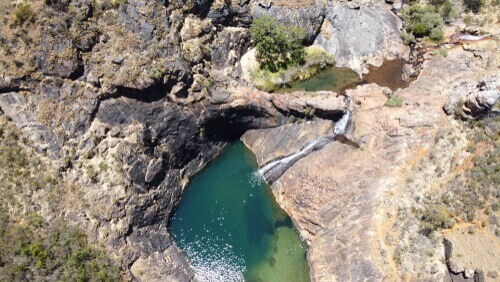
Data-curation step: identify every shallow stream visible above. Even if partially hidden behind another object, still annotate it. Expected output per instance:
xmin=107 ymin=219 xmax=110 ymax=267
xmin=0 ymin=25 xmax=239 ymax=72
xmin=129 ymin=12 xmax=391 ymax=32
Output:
xmin=169 ymin=142 xmax=309 ymax=281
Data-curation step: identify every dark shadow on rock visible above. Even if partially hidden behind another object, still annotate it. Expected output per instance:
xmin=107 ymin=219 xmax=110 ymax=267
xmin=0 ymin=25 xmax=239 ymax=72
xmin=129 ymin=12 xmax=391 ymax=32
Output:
xmin=115 ymin=82 xmax=170 ymax=103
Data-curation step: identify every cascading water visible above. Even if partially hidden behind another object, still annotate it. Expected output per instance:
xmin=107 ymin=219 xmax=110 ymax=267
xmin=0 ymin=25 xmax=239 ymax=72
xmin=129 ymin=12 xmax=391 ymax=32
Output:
xmin=258 ymin=96 xmax=352 ymax=184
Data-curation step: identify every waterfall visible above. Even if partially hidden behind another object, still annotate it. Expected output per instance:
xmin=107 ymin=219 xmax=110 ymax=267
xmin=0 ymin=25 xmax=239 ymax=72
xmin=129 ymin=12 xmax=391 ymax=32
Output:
xmin=333 ymin=96 xmax=351 ymax=136
xmin=258 ymin=96 xmax=352 ymax=184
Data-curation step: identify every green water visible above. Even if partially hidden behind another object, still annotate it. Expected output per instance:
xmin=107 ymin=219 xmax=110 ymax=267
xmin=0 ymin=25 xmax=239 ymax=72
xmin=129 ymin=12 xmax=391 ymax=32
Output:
xmin=275 ymin=66 xmax=360 ymax=94
xmin=169 ymin=142 xmax=309 ymax=281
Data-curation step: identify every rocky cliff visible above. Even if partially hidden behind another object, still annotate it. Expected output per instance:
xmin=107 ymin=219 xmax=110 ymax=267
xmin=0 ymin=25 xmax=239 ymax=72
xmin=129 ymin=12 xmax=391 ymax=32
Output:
xmin=0 ymin=0 xmax=498 ymax=281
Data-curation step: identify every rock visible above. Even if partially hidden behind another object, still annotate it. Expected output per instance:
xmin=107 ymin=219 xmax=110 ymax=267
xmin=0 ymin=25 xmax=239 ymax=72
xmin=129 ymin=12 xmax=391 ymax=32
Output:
xmin=305 ymin=93 xmax=346 ymax=119
xmin=347 ymin=0 xmax=361 ymax=10
xmin=244 ymin=48 xmax=497 ymax=280
xmin=487 ymin=271 xmax=498 ymax=278
xmin=463 ymin=77 xmax=499 ymax=116
xmin=170 ymin=82 xmax=188 ymax=98
xmin=210 ymin=27 xmax=250 ymax=69
xmin=241 ymin=119 xmax=334 ymax=166
xmin=444 ymin=225 xmax=500 ymax=280
xmin=431 ymin=264 xmax=439 ymax=274
xmin=111 ymin=56 xmax=124 ymax=64
xmin=444 ymin=75 xmax=499 ymax=118
xmin=180 ymin=16 xmax=208 ymax=42
xmin=464 ymin=269 xmax=475 ymax=279
xmin=314 ymin=2 xmax=409 ymax=74
xmin=270 ymin=91 xmax=346 ymax=120
xmin=145 ymin=158 xmax=164 ymax=183
xmin=402 ymin=63 xmax=416 ymax=82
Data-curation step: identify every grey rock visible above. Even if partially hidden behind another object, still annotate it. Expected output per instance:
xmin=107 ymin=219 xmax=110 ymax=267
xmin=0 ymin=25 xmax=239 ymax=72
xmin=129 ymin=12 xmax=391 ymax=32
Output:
xmin=314 ymin=2 xmax=408 ymax=74
xmin=464 ymin=77 xmax=499 ymax=116
xmin=145 ymin=158 xmax=164 ymax=183
xmin=111 ymin=56 xmax=124 ymax=64
xmin=347 ymin=1 xmax=360 ymax=10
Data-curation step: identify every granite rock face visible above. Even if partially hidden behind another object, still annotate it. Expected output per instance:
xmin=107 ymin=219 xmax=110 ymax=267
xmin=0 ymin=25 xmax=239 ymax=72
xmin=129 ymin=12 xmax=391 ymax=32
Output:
xmin=314 ymin=1 xmax=409 ymax=74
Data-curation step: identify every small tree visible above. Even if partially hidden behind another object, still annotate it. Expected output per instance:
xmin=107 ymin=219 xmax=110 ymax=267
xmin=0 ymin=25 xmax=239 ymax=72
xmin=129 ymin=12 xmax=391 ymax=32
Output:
xmin=440 ymin=0 xmax=454 ymax=23
xmin=250 ymin=16 xmax=306 ymax=72
xmin=14 ymin=3 xmax=35 ymax=25
xmin=404 ymin=5 xmax=443 ymax=38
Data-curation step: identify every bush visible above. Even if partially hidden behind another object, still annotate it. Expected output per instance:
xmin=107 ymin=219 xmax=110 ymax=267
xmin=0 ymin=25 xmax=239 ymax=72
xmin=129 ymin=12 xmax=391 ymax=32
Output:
xmin=463 ymin=0 xmax=484 ymax=12
xmin=250 ymin=16 xmax=306 ymax=72
xmin=404 ymin=5 xmax=442 ymax=38
xmin=440 ymin=0 xmax=454 ymax=23
xmin=385 ymin=96 xmax=404 ymax=107
xmin=420 ymin=205 xmax=455 ymax=236
xmin=411 ymin=23 xmax=428 ymax=36
xmin=430 ymin=27 xmax=444 ymax=42
xmin=401 ymin=31 xmax=416 ymax=45
xmin=14 ymin=3 xmax=35 ymax=25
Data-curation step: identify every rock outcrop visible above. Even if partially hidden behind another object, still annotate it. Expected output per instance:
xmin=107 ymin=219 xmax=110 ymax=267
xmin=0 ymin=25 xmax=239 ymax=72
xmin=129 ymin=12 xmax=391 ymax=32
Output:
xmin=444 ymin=226 xmax=499 ymax=280
xmin=314 ymin=1 xmax=409 ymax=74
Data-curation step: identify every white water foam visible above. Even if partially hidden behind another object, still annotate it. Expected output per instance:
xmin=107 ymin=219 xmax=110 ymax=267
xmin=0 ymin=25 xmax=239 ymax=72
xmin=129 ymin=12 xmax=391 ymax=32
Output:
xmin=174 ymin=227 xmax=245 ymax=281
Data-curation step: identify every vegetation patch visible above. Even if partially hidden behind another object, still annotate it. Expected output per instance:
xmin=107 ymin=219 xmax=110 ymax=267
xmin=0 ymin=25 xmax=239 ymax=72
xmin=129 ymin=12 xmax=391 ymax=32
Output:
xmin=0 ymin=116 xmax=121 ymax=280
xmin=250 ymin=15 xmax=306 ymax=73
xmin=416 ymin=116 xmax=499 ymax=237
xmin=401 ymin=5 xmax=444 ymax=42
xmin=13 ymin=3 xmax=35 ymax=25
xmin=248 ymin=46 xmax=335 ymax=92
xmin=385 ymin=95 xmax=404 ymax=107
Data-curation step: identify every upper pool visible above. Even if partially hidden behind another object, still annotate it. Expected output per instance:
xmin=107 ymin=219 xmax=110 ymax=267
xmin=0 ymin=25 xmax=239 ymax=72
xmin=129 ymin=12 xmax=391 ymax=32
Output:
xmin=275 ymin=59 xmax=411 ymax=94
xmin=169 ymin=141 xmax=309 ymax=281
xmin=275 ymin=65 xmax=360 ymax=94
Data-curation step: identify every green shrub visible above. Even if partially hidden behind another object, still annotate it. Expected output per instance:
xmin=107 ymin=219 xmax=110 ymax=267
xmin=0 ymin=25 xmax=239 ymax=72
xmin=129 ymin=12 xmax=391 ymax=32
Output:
xmin=14 ymin=3 xmax=35 ymax=25
xmin=440 ymin=0 xmax=454 ymax=23
xmin=400 ymin=31 xmax=416 ymax=45
xmin=411 ymin=23 xmax=428 ymax=36
xmin=250 ymin=16 xmax=306 ymax=72
xmin=420 ymin=205 xmax=455 ymax=236
xmin=404 ymin=5 xmax=442 ymax=38
xmin=430 ymin=27 xmax=444 ymax=42
xmin=385 ymin=96 xmax=404 ymax=107
xmin=463 ymin=0 xmax=484 ymax=12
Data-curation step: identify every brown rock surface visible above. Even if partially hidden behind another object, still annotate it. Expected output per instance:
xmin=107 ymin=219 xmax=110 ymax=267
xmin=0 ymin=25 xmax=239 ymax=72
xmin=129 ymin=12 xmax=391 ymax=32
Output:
xmin=242 ymin=119 xmax=334 ymax=167
xmin=445 ymin=226 xmax=500 ymax=279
